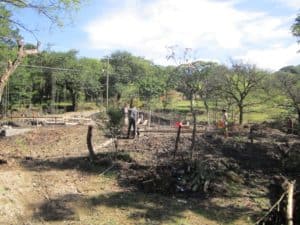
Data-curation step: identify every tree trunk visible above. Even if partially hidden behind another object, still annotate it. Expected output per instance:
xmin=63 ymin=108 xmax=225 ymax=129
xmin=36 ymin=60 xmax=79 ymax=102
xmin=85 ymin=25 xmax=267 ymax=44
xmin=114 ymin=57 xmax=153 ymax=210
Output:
xmin=190 ymin=94 xmax=196 ymax=160
xmin=174 ymin=124 xmax=182 ymax=157
xmin=297 ymin=108 xmax=300 ymax=125
xmin=71 ymin=93 xmax=77 ymax=112
xmin=238 ymin=104 xmax=244 ymax=125
xmin=204 ymin=100 xmax=209 ymax=125
xmin=0 ymin=61 xmax=21 ymax=103
xmin=214 ymin=99 xmax=218 ymax=122
xmin=50 ymin=73 xmax=56 ymax=114
xmin=87 ymin=125 xmax=96 ymax=161
xmin=191 ymin=110 xmax=197 ymax=159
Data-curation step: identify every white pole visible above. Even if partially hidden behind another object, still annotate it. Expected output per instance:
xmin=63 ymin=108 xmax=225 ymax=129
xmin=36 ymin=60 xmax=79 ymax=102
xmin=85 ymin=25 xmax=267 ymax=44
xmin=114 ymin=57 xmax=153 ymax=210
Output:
xmin=106 ymin=57 xmax=109 ymax=109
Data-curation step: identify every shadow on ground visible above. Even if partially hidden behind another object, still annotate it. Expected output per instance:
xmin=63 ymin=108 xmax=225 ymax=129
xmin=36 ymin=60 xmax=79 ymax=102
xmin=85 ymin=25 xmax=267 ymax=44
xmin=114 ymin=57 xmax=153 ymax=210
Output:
xmin=19 ymin=133 xmax=299 ymax=224
xmin=33 ymin=194 xmax=81 ymax=221
xmin=33 ymin=191 xmax=255 ymax=224
xmin=20 ymin=151 xmax=134 ymax=174
xmin=20 ymin=150 xmax=259 ymax=224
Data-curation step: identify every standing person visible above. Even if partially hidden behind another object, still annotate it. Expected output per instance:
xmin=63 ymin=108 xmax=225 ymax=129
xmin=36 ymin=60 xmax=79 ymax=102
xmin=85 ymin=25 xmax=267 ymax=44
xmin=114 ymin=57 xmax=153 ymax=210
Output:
xmin=127 ymin=104 xmax=138 ymax=138
xmin=124 ymin=103 xmax=129 ymax=126
xmin=222 ymin=109 xmax=228 ymax=138
xmin=286 ymin=117 xmax=293 ymax=134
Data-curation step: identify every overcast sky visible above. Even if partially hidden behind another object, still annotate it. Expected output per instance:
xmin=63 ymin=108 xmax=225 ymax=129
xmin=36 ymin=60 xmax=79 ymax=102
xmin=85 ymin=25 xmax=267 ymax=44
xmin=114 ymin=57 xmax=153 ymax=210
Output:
xmin=19 ymin=0 xmax=300 ymax=71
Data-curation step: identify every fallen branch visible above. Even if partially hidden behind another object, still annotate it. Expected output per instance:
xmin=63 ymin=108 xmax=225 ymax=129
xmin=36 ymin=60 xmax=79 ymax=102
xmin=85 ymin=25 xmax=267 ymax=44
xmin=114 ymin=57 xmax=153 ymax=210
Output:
xmin=142 ymin=179 xmax=154 ymax=184
xmin=99 ymin=164 xmax=115 ymax=176
xmin=255 ymin=179 xmax=296 ymax=225
xmin=255 ymin=191 xmax=287 ymax=224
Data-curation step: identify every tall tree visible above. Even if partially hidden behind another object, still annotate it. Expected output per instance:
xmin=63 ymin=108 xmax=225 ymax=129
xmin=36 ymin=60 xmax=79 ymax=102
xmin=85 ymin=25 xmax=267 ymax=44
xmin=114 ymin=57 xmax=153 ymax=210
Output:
xmin=217 ymin=62 xmax=265 ymax=124
xmin=182 ymin=61 xmax=216 ymax=156
xmin=275 ymin=65 xmax=300 ymax=123
xmin=57 ymin=50 xmax=82 ymax=111
xmin=138 ymin=72 xmax=165 ymax=104
xmin=108 ymin=50 xmax=163 ymax=103
xmin=167 ymin=46 xmax=217 ymax=158
xmin=79 ymin=58 xmax=104 ymax=103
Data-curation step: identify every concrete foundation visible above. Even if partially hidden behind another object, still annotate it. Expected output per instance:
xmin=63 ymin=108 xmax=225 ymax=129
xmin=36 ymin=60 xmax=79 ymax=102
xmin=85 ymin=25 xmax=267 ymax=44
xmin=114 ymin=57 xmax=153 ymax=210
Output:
xmin=0 ymin=126 xmax=32 ymax=137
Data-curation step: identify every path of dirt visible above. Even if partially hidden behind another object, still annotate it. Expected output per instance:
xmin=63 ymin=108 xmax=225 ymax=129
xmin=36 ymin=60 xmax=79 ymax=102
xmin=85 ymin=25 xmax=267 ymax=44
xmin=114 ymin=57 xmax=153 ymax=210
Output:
xmin=0 ymin=124 xmax=113 ymax=225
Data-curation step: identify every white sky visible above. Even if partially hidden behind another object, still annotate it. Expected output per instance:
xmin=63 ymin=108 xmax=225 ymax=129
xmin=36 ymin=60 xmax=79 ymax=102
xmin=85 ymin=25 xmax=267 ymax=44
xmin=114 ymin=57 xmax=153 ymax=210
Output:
xmin=18 ymin=0 xmax=300 ymax=71
xmin=82 ymin=0 xmax=300 ymax=71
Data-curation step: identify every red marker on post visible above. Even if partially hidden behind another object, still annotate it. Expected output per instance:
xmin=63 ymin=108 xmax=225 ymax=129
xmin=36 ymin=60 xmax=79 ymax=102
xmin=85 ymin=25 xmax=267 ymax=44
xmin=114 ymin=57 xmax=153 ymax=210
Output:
xmin=175 ymin=121 xmax=183 ymax=128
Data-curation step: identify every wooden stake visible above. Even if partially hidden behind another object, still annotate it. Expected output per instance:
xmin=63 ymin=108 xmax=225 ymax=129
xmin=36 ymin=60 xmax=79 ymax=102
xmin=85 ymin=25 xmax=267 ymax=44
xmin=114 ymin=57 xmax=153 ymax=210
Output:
xmin=287 ymin=180 xmax=295 ymax=225
xmin=174 ymin=124 xmax=182 ymax=157
xmin=87 ymin=125 xmax=96 ymax=161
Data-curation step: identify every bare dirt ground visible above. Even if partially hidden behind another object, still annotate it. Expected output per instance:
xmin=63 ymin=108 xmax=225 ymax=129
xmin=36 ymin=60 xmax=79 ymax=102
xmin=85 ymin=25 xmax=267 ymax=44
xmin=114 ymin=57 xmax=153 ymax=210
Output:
xmin=0 ymin=115 xmax=299 ymax=225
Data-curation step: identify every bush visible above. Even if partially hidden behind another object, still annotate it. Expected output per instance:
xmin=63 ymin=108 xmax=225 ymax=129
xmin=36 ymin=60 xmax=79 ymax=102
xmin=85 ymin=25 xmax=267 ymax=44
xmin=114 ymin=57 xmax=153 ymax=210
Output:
xmin=106 ymin=107 xmax=124 ymax=137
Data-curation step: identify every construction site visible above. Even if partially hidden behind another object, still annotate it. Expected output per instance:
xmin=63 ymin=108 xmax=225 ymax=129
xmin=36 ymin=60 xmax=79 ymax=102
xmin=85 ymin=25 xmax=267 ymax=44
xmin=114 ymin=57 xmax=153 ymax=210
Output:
xmin=0 ymin=108 xmax=299 ymax=225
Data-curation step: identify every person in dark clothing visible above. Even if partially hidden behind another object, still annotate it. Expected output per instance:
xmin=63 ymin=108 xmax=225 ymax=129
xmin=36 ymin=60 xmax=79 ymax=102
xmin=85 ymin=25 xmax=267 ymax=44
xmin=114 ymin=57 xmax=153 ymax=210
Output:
xmin=127 ymin=105 xmax=138 ymax=138
xmin=222 ymin=109 xmax=228 ymax=138
xmin=286 ymin=117 xmax=293 ymax=134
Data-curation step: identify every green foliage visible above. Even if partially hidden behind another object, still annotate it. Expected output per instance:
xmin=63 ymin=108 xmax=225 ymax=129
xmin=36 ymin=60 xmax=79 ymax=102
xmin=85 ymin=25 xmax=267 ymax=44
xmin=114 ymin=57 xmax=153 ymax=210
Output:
xmin=1 ymin=0 xmax=86 ymax=29
xmin=292 ymin=13 xmax=300 ymax=42
xmin=6 ymin=64 xmax=32 ymax=106
xmin=274 ymin=65 xmax=300 ymax=122
xmin=79 ymin=57 xmax=104 ymax=102
xmin=106 ymin=107 xmax=124 ymax=130
xmin=115 ymin=83 xmax=138 ymax=102
xmin=176 ymin=61 xmax=218 ymax=107
xmin=104 ymin=107 xmax=124 ymax=141
xmin=215 ymin=62 xmax=267 ymax=124
xmin=0 ymin=5 xmax=20 ymax=66
xmin=138 ymin=74 xmax=165 ymax=101
xmin=161 ymin=90 xmax=182 ymax=110
xmin=109 ymin=51 xmax=140 ymax=84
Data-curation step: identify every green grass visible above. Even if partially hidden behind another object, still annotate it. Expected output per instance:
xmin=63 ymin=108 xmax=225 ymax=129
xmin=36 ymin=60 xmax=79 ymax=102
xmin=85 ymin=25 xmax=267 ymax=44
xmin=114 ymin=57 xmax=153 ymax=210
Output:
xmin=15 ymin=137 xmax=29 ymax=152
xmin=164 ymin=98 xmax=292 ymax=124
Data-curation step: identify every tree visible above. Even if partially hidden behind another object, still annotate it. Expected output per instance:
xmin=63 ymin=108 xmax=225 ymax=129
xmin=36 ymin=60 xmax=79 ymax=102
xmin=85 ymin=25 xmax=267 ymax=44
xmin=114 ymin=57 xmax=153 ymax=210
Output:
xmin=79 ymin=58 xmax=104 ymax=104
xmin=137 ymin=65 xmax=167 ymax=105
xmin=28 ymin=50 xmax=82 ymax=112
xmin=275 ymin=65 xmax=300 ymax=124
xmin=106 ymin=51 xmax=137 ymax=102
xmin=167 ymin=46 xmax=218 ymax=158
xmin=109 ymin=51 xmax=137 ymax=85
xmin=0 ymin=0 xmax=86 ymax=104
xmin=160 ymin=66 xmax=178 ymax=110
xmin=138 ymin=74 xmax=165 ymax=103
xmin=58 ymin=50 xmax=82 ymax=111
xmin=5 ymin=60 xmax=32 ymax=108
xmin=0 ymin=39 xmax=38 ymax=103
xmin=291 ymin=13 xmax=300 ymax=46
xmin=177 ymin=61 xmax=217 ymax=157
xmin=217 ymin=62 xmax=265 ymax=124
xmin=1 ymin=0 xmax=85 ymax=33
xmin=108 ymin=50 xmax=166 ymax=104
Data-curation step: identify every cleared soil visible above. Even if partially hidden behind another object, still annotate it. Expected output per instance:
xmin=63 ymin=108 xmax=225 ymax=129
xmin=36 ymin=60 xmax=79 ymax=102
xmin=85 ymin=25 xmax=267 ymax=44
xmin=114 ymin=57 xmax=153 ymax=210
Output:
xmin=0 ymin=116 xmax=299 ymax=225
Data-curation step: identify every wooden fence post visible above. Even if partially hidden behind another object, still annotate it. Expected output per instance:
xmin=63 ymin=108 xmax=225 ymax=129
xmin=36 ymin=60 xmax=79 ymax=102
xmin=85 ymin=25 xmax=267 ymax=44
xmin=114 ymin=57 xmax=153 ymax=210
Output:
xmin=87 ymin=125 xmax=96 ymax=161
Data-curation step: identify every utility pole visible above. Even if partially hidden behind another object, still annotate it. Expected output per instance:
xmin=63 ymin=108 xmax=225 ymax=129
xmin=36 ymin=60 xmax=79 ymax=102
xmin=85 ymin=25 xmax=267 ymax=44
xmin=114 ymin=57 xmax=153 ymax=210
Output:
xmin=106 ymin=56 xmax=109 ymax=109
